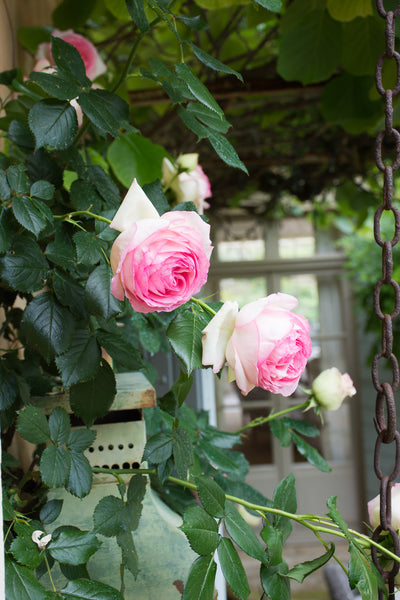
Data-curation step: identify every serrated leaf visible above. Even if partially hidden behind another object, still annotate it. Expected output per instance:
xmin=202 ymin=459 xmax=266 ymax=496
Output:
xmin=186 ymin=102 xmax=231 ymax=134
xmin=93 ymin=495 xmax=129 ymax=537
xmin=287 ymin=543 xmax=335 ymax=583
xmin=191 ymin=43 xmax=243 ymax=81
xmin=53 ymin=269 xmax=87 ymax=319
xmin=7 ymin=164 xmax=30 ymax=194
xmin=78 ymin=89 xmax=129 ymax=137
xmin=29 ymin=99 xmax=78 ymax=150
xmin=0 ymin=170 xmax=11 ymax=200
xmin=21 ymin=292 xmax=74 ymax=362
xmin=69 ymin=359 xmax=116 ymax=426
xmin=260 ymin=525 xmax=283 ymax=566
xmin=59 ymin=563 xmax=89 ymax=582
xmin=67 ymin=428 xmax=97 ymax=452
xmin=0 ymin=362 xmax=18 ymax=410
xmin=180 ymin=505 xmax=219 ymax=555
xmin=349 ymin=542 xmax=383 ymax=600
xmin=196 ymin=475 xmax=226 ymax=518
xmin=272 ymin=473 xmax=297 ymax=541
xmin=95 ymin=329 xmax=143 ymax=371
xmin=17 ymin=404 xmax=51 ymax=444
xmin=87 ymin=165 xmax=121 ymax=208
xmin=49 ymin=406 xmax=70 ymax=444
xmin=60 ymin=578 xmax=124 ymax=599
xmin=291 ymin=431 xmax=331 ymax=472
xmin=254 ymin=0 xmax=282 ymax=10
xmin=173 ymin=426 xmax=193 ymax=480
xmin=49 ymin=529 xmax=101 ymax=565
xmin=66 ymin=451 xmax=93 ymax=498
xmin=208 ymin=131 xmax=248 ymax=173
xmin=125 ymin=0 xmax=149 ymax=31
xmin=0 ymin=207 xmax=13 ymax=252
xmin=218 ymin=537 xmax=250 ymax=600
xmin=0 ymin=235 xmax=49 ymax=293
xmin=175 ymin=63 xmax=223 ymax=117
xmin=167 ymin=307 xmax=210 ymax=373
xmin=117 ymin=530 xmax=139 ymax=578
xmin=11 ymin=522 xmax=44 ymax=569
xmin=30 ymin=180 xmax=55 ymax=200
xmin=40 ymin=499 xmax=63 ymax=524
xmin=270 ymin=419 xmax=291 ymax=447
xmin=142 ymin=432 xmax=173 ymax=464
xmin=283 ymin=417 xmax=320 ymax=437
xmin=70 ymin=178 xmax=103 ymax=213
xmin=5 ymin=556 xmax=48 ymax=600
xmin=142 ymin=179 xmax=169 ymax=215
xmin=126 ymin=474 xmax=147 ymax=530
xmin=326 ymin=496 xmax=351 ymax=538
xmin=85 ymin=264 xmax=122 ymax=320
xmin=40 ymin=444 xmax=71 ymax=487
xmin=260 ymin=563 xmax=290 ymax=600
xmin=56 ymin=328 xmax=101 ymax=387
xmin=52 ymin=0 xmax=97 ymax=29
xmin=51 ymin=36 xmax=91 ymax=88
xmin=182 ymin=555 xmax=217 ymax=600
xmin=73 ymin=230 xmax=104 ymax=265
xmin=224 ymin=503 xmax=268 ymax=563
xmin=30 ymin=70 xmax=82 ymax=101
xmin=8 ymin=120 xmax=35 ymax=149
xmin=198 ymin=440 xmax=249 ymax=480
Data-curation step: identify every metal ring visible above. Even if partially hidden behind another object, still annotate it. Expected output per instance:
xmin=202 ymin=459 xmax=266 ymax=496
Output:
xmin=374 ymin=430 xmax=400 ymax=481
xmin=372 ymin=352 xmax=400 ymax=391
xmin=376 ymin=2 xmax=400 ymax=19
xmin=373 ymin=279 xmax=400 ymax=320
xmin=382 ymin=314 xmax=393 ymax=355
xmin=373 ymin=205 xmax=400 ymax=246
xmin=383 ymin=166 xmax=393 ymax=209
xmin=375 ymin=385 xmax=397 ymax=442
xmin=375 ymin=129 xmax=400 ymax=171
xmin=375 ymin=52 xmax=400 ymax=96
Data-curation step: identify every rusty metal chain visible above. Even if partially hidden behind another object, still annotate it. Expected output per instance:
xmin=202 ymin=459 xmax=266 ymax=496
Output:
xmin=374 ymin=2 xmax=400 ymax=596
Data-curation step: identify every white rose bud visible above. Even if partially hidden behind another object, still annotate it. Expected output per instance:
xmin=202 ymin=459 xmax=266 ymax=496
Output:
xmin=311 ymin=367 xmax=356 ymax=411
xmin=201 ymin=301 xmax=239 ymax=373
xmin=368 ymin=483 xmax=400 ymax=532
xmin=32 ymin=530 xmax=52 ymax=550
xmin=176 ymin=153 xmax=199 ymax=171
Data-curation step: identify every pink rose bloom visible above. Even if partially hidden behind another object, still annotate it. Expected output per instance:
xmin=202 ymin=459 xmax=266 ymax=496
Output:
xmin=368 ymin=483 xmax=400 ymax=531
xmin=162 ymin=154 xmax=212 ymax=214
xmin=110 ymin=208 xmax=212 ymax=313
xmin=36 ymin=29 xmax=106 ymax=80
xmin=311 ymin=367 xmax=356 ymax=411
xmin=202 ymin=294 xmax=312 ymax=396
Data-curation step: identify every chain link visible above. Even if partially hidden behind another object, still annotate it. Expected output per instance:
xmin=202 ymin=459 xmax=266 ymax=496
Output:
xmin=373 ymin=3 xmax=400 ymax=596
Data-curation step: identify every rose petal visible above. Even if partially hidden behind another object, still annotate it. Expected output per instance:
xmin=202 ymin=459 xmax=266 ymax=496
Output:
xmin=110 ymin=179 xmax=159 ymax=232
xmin=202 ymin=301 xmax=238 ymax=373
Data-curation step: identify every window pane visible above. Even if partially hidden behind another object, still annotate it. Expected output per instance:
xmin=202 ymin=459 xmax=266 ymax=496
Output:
xmin=220 ymin=277 xmax=267 ymax=308
xmin=280 ymin=273 xmax=320 ymax=338
xmin=215 ymin=217 xmax=266 ymax=262
xmin=278 ymin=218 xmax=315 ymax=258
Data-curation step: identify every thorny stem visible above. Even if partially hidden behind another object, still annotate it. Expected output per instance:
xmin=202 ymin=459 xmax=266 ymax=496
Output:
xmin=235 ymin=400 xmax=310 ymax=434
xmin=91 ymin=466 xmax=400 ymax=565
xmin=191 ymin=297 xmax=217 ymax=316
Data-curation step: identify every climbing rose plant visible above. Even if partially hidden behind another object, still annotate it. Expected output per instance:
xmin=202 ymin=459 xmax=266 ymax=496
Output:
xmin=0 ymin=3 xmax=393 ymax=600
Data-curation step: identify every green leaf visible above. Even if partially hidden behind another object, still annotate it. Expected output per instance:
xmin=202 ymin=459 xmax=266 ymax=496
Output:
xmin=272 ymin=473 xmax=297 ymax=541
xmin=5 ymin=556 xmax=48 ymax=600
xmin=87 ymin=165 xmax=121 ymax=208
xmin=0 ymin=234 xmax=49 ymax=293
xmin=224 ymin=503 xmax=268 ymax=563
xmin=53 ymin=269 xmax=87 ymax=319
xmin=282 ymin=417 xmax=320 ymax=437
xmin=349 ymin=542 xmax=383 ymax=599
xmin=180 ymin=505 xmax=220 ymax=555
xmin=327 ymin=0 xmax=373 ymax=21
xmin=117 ymin=530 xmax=139 ymax=578
xmin=40 ymin=444 xmax=71 ymax=487
xmin=191 ymin=44 xmax=243 ymax=81
xmin=59 ymin=563 xmax=89 ymax=582
xmin=85 ymin=264 xmax=123 ymax=320
xmin=30 ymin=71 xmax=82 ymax=102
xmin=78 ymin=89 xmax=129 ymax=137
xmin=208 ymin=131 xmax=248 ymax=173
xmin=8 ymin=120 xmax=35 ymax=149
xmin=254 ymin=0 xmax=282 ymax=10
xmin=142 ymin=432 xmax=173 ymax=464
xmin=0 ymin=362 xmax=18 ymax=410
xmin=60 ymin=578 xmax=123 ymax=599
xmin=7 ymin=164 xmax=30 ymax=195
xmin=66 ymin=451 xmax=93 ymax=498
xmin=270 ymin=419 xmax=291 ymax=447
xmin=17 ymin=26 xmax=51 ymax=53
xmin=55 ymin=329 xmax=101 ymax=387
xmin=260 ymin=525 xmax=283 ymax=566
xmin=182 ymin=555 xmax=217 ymax=600
xmin=198 ymin=440 xmax=249 ymax=480
xmin=286 ymin=543 xmax=335 ymax=583
xmin=342 ymin=16 xmax=383 ymax=77
xmin=70 ymin=178 xmax=103 ymax=213
xmin=49 ymin=406 xmax=70 ymax=444
xmin=52 ymin=0 xmax=97 ymax=29
xmin=69 ymin=359 xmax=116 ymax=426
xmin=218 ymin=537 xmax=250 ymax=600
xmin=185 ymin=102 xmax=231 ymax=134
xmin=12 ymin=196 xmax=53 ymax=237
xmin=21 ymin=292 xmax=74 ymax=362
xmin=175 ymin=63 xmax=224 ymax=117
xmin=126 ymin=473 xmax=147 ymax=530
xmin=67 ymin=428 xmax=97 ymax=452
xmin=73 ymin=230 xmax=104 ymax=265
xmin=40 ymin=499 xmax=63 ymax=524
xmin=0 ymin=170 xmax=11 ymax=200
xmin=277 ymin=9 xmax=342 ymax=84
xmin=196 ymin=475 xmax=226 ymax=518
xmin=29 ymin=99 xmax=78 ymax=150
xmin=107 ymin=132 xmax=169 ymax=187
xmin=17 ymin=404 xmax=51 ymax=444
xmin=95 ymin=330 xmax=143 ymax=371
xmin=291 ymin=431 xmax=331 ymax=472
xmin=93 ymin=495 xmax=129 ymax=537
xmin=326 ymin=496 xmax=350 ymax=538
xmin=0 ymin=207 xmax=13 ymax=252
xmin=142 ymin=179 xmax=169 ymax=215
xmin=167 ymin=307 xmax=210 ymax=374
xmin=11 ymin=522 xmax=44 ymax=569
xmin=49 ymin=529 xmax=101 ymax=565
xmin=125 ymin=0 xmax=150 ymax=31
xmin=30 ymin=180 xmax=55 ymax=200
xmin=173 ymin=426 xmax=194 ymax=480
xmin=260 ymin=563 xmax=290 ymax=600
xmin=51 ymin=36 xmax=91 ymax=87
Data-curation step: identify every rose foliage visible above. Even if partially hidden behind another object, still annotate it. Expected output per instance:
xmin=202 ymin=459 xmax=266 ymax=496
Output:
xmin=0 ymin=3 xmax=387 ymax=600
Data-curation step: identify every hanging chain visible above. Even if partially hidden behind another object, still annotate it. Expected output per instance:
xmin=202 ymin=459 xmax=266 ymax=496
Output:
xmin=373 ymin=2 xmax=400 ymax=597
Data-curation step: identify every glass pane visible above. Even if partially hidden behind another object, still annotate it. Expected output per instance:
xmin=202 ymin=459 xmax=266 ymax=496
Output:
xmin=278 ymin=218 xmax=315 ymax=258
xmin=220 ymin=277 xmax=267 ymax=308
xmin=280 ymin=273 xmax=320 ymax=339
xmin=218 ymin=239 xmax=265 ymax=261
xmin=215 ymin=217 xmax=266 ymax=262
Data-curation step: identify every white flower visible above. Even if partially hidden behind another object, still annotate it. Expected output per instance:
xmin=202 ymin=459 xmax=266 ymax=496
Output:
xmin=110 ymin=178 xmax=159 ymax=233
xmin=201 ymin=301 xmax=239 ymax=373
xmin=161 ymin=155 xmax=212 ymax=214
xmin=32 ymin=530 xmax=52 ymax=550
xmin=311 ymin=367 xmax=356 ymax=411
xmin=368 ymin=483 xmax=400 ymax=532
